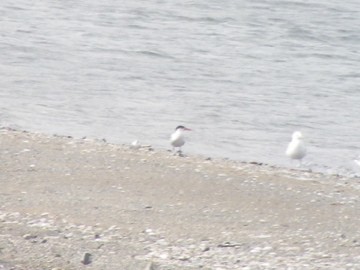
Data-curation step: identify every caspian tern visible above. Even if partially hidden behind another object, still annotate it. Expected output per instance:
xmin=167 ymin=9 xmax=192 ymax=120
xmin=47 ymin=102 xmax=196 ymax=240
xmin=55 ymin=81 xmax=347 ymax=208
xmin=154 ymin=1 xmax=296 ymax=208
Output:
xmin=170 ymin=125 xmax=191 ymax=153
xmin=286 ymin=131 xmax=307 ymax=165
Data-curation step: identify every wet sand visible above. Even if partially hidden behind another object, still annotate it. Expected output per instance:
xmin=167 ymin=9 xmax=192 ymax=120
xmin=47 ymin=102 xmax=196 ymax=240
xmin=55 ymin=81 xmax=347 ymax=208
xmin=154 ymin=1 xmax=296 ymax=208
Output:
xmin=0 ymin=128 xmax=359 ymax=269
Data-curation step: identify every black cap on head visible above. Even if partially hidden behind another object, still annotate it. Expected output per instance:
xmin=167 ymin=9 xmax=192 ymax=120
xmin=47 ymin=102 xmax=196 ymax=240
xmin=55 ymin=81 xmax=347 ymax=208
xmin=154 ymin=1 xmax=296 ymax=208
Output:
xmin=175 ymin=125 xmax=185 ymax=130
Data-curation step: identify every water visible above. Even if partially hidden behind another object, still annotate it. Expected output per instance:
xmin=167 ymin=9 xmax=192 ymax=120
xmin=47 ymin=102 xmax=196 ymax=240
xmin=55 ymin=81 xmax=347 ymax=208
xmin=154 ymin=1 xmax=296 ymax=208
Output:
xmin=1 ymin=0 xmax=360 ymax=175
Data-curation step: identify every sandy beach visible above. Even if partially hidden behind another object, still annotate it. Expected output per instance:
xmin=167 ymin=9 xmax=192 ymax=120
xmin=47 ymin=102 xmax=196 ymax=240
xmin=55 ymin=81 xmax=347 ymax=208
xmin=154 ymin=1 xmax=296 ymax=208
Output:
xmin=0 ymin=128 xmax=359 ymax=269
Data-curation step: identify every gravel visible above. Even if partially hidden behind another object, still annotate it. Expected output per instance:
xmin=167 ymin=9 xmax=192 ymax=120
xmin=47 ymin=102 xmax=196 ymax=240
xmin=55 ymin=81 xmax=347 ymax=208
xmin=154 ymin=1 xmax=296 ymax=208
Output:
xmin=0 ymin=128 xmax=359 ymax=269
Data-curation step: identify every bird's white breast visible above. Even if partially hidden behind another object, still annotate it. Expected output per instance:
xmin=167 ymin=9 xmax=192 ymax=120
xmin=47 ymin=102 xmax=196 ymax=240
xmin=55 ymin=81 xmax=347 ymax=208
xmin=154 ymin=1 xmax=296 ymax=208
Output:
xmin=170 ymin=130 xmax=185 ymax=147
xmin=286 ymin=139 xmax=306 ymax=160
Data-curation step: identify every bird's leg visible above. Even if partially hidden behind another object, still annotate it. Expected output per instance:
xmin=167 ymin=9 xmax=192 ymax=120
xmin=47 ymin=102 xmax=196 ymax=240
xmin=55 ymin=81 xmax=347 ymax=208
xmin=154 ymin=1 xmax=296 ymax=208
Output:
xmin=177 ymin=147 xmax=184 ymax=157
xmin=172 ymin=147 xmax=180 ymax=156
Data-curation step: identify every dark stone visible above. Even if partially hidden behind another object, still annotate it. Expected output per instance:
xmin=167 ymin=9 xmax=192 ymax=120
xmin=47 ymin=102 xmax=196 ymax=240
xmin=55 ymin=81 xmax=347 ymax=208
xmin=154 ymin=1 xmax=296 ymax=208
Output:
xmin=81 ymin=253 xmax=92 ymax=265
xmin=202 ymin=246 xmax=210 ymax=252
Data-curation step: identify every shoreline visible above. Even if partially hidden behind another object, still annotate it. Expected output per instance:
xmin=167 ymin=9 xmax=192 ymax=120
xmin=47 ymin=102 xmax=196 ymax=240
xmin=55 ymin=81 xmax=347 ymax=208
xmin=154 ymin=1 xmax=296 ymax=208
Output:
xmin=1 ymin=126 xmax=358 ymax=182
xmin=0 ymin=127 xmax=359 ymax=269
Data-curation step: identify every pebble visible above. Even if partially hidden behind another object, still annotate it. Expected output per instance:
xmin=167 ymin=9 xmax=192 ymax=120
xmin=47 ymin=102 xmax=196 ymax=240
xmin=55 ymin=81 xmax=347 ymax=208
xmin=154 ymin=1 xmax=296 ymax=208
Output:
xmin=23 ymin=234 xmax=37 ymax=240
xmin=144 ymin=262 xmax=156 ymax=270
xmin=158 ymin=253 xmax=169 ymax=259
xmin=0 ymin=130 xmax=359 ymax=269
xmin=81 ymin=253 xmax=92 ymax=265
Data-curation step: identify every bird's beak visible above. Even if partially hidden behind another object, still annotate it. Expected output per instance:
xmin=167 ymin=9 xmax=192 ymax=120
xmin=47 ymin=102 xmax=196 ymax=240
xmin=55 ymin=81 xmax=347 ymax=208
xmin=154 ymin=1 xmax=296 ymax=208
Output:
xmin=184 ymin=128 xmax=192 ymax=131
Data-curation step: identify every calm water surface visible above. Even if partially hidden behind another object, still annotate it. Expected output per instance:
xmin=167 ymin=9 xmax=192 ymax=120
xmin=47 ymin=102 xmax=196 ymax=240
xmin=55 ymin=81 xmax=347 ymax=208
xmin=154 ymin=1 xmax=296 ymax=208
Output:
xmin=1 ymin=0 xmax=360 ymax=175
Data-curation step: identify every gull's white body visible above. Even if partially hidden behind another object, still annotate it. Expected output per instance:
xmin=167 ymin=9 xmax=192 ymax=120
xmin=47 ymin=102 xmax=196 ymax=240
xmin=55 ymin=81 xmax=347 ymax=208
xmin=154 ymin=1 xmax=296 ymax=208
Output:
xmin=286 ymin=131 xmax=306 ymax=163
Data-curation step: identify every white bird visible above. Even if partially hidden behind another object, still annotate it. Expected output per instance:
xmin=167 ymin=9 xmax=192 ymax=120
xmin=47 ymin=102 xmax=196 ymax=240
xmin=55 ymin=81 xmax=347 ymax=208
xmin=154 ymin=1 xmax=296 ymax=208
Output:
xmin=130 ymin=140 xmax=141 ymax=150
xmin=170 ymin=125 xmax=191 ymax=153
xmin=286 ymin=131 xmax=307 ymax=165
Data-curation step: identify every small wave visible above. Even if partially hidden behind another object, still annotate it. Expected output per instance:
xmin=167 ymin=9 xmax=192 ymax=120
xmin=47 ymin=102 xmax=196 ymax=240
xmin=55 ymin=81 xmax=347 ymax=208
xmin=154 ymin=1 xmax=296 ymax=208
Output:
xmin=169 ymin=13 xmax=231 ymax=24
xmin=127 ymin=24 xmax=153 ymax=30
xmin=134 ymin=50 xmax=174 ymax=59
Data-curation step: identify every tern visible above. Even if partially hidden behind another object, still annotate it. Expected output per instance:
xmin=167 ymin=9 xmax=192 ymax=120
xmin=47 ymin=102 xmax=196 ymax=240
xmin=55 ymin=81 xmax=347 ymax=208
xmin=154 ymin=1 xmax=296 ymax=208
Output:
xmin=170 ymin=125 xmax=191 ymax=153
xmin=286 ymin=131 xmax=307 ymax=166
